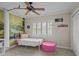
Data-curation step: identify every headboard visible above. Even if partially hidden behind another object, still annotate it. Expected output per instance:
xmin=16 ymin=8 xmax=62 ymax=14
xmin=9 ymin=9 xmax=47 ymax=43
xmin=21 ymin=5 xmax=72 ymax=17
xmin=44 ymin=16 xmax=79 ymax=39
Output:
xmin=21 ymin=33 xmax=29 ymax=39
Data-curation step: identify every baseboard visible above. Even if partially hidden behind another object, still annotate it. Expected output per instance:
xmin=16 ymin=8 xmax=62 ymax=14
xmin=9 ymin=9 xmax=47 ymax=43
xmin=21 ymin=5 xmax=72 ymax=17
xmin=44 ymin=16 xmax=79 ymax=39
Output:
xmin=57 ymin=45 xmax=72 ymax=50
xmin=8 ymin=45 xmax=17 ymax=49
xmin=6 ymin=45 xmax=72 ymax=50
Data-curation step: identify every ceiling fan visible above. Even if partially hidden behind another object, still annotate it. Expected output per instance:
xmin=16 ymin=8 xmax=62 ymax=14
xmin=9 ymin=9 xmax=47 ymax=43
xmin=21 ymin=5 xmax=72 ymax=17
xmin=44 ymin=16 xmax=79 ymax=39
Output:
xmin=8 ymin=2 xmax=45 ymax=15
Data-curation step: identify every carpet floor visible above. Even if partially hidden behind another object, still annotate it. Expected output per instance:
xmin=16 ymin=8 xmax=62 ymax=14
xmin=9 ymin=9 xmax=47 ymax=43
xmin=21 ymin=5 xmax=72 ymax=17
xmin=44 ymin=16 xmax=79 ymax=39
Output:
xmin=5 ymin=46 xmax=75 ymax=56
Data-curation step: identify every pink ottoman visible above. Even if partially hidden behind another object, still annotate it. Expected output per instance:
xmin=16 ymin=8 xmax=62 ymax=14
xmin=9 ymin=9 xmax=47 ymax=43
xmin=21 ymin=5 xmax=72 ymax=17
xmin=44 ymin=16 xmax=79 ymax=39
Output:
xmin=41 ymin=41 xmax=56 ymax=52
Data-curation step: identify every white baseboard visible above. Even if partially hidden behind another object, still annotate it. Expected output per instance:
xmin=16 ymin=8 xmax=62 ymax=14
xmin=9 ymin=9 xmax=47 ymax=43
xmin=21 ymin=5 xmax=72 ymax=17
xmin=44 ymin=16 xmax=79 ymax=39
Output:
xmin=5 ymin=45 xmax=17 ymax=50
xmin=57 ymin=45 xmax=72 ymax=50
xmin=9 ymin=45 xmax=17 ymax=49
xmin=5 ymin=45 xmax=72 ymax=51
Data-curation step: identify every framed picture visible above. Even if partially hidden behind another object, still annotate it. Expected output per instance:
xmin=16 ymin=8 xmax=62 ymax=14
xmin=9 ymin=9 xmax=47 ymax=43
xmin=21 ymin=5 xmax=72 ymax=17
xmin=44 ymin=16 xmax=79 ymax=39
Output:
xmin=55 ymin=18 xmax=63 ymax=22
xmin=27 ymin=25 xmax=30 ymax=29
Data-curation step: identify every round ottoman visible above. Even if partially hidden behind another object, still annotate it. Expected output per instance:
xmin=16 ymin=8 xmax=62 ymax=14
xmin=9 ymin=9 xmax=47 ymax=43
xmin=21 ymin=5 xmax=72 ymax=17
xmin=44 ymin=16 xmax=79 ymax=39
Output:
xmin=41 ymin=41 xmax=56 ymax=52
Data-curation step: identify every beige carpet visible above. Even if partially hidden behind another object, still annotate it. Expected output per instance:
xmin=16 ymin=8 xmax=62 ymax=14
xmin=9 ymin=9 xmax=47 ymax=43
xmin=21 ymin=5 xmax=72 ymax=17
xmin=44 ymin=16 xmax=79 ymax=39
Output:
xmin=5 ymin=46 xmax=75 ymax=56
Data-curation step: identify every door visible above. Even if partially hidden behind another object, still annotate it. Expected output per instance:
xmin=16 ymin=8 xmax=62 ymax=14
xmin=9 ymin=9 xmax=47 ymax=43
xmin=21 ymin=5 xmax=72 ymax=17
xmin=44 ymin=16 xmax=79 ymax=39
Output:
xmin=72 ymin=11 xmax=79 ymax=55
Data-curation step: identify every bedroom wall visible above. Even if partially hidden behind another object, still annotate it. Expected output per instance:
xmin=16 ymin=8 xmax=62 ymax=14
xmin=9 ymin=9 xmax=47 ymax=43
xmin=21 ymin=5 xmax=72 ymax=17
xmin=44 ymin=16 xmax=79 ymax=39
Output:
xmin=25 ymin=13 xmax=71 ymax=49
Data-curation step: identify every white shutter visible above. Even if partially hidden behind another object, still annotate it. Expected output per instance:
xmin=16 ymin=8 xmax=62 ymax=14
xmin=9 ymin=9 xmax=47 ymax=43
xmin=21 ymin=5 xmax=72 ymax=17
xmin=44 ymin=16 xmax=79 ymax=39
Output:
xmin=37 ymin=23 xmax=41 ymax=35
xmin=47 ymin=22 xmax=52 ymax=36
xmin=32 ymin=23 xmax=37 ymax=35
xmin=42 ymin=22 xmax=46 ymax=35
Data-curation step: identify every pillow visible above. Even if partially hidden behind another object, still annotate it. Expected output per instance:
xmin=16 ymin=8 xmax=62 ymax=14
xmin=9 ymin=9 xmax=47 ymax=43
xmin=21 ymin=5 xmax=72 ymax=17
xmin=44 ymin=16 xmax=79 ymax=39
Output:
xmin=21 ymin=34 xmax=29 ymax=39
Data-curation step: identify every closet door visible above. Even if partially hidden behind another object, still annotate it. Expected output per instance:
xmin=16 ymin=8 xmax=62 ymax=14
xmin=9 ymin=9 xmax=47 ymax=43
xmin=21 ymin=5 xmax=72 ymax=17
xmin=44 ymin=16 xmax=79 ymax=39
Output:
xmin=72 ymin=11 xmax=79 ymax=55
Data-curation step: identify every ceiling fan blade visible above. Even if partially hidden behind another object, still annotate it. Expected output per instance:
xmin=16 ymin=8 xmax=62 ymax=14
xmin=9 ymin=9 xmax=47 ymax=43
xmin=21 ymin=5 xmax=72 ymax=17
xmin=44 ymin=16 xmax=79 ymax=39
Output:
xmin=8 ymin=8 xmax=15 ymax=11
xmin=9 ymin=5 xmax=20 ymax=11
xmin=8 ymin=8 xmax=27 ymax=11
xmin=34 ymin=8 xmax=45 ymax=11
xmin=25 ymin=10 xmax=30 ymax=15
xmin=32 ymin=10 xmax=40 ymax=15
xmin=18 ymin=8 xmax=27 ymax=9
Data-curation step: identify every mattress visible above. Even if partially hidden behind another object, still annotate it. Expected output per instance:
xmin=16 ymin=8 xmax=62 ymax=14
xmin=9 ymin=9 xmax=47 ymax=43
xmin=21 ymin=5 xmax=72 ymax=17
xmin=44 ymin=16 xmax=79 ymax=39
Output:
xmin=17 ymin=38 xmax=44 ymax=47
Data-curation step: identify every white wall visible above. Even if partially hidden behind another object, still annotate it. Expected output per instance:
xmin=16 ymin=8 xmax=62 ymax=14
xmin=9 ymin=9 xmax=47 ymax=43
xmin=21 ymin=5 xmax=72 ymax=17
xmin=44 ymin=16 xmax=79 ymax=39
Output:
xmin=25 ymin=13 xmax=71 ymax=49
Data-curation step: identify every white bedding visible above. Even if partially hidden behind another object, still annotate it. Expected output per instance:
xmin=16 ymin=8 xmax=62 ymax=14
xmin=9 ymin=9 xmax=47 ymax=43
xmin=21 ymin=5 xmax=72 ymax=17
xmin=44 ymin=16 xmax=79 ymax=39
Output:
xmin=17 ymin=38 xmax=44 ymax=47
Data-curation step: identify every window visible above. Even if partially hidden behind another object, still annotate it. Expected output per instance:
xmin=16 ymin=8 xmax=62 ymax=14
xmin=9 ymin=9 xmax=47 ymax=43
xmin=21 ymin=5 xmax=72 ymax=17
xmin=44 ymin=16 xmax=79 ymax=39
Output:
xmin=47 ymin=22 xmax=52 ymax=35
xmin=42 ymin=22 xmax=46 ymax=35
xmin=37 ymin=23 xmax=41 ymax=35
xmin=32 ymin=22 xmax=52 ymax=36
xmin=32 ymin=23 xmax=37 ymax=35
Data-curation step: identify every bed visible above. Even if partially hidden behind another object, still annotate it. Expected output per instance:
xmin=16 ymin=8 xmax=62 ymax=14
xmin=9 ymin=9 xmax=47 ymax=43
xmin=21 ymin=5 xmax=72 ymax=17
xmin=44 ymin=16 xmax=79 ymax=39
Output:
xmin=17 ymin=38 xmax=44 ymax=47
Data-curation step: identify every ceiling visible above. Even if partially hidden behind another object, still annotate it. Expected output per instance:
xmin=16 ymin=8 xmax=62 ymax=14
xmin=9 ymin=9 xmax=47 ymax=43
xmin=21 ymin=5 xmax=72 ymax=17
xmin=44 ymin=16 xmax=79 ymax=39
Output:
xmin=0 ymin=2 xmax=79 ymax=19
